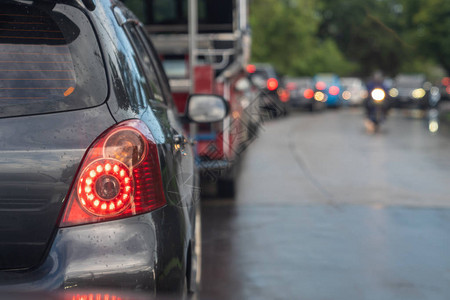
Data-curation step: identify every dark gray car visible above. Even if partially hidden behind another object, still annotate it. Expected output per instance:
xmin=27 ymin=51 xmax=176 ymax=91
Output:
xmin=0 ymin=0 xmax=227 ymax=296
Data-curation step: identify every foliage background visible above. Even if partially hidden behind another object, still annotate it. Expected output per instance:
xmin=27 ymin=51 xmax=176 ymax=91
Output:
xmin=250 ymin=0 xmax=449 ymax=80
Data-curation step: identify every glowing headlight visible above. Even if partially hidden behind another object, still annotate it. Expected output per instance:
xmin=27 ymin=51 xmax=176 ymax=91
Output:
xmin=371 ymin=88 xmax=386 ymax=102
xmin=389 ymin=88 xmax=398 ymax=98
xmin=314 ymin=91 xmax=326 ymax=102
xmin=412 ymin=88 xmax=426 ymax=99
xmin=429 ymin=120 xmax=439 ymax=133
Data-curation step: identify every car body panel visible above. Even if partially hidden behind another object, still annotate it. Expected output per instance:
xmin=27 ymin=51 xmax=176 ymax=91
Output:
xmin=0 ymin=104 xmax=116 ymax=271
xmin=0 ymin=0 xmax=198 ymax=294
xmin=0 ymin=210 xmax=184 ymax=292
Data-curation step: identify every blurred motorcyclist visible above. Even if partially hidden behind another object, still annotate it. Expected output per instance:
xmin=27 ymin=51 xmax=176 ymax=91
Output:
xmin=364 ymin=71 xmax=391 ymax=132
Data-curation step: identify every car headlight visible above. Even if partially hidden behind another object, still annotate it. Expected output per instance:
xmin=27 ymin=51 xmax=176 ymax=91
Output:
xmin=389 ymin=88 xmax=398 ymax=98
xmin=371 ymin=88 xmax=386 ymax=101
xmin=412 ymin=88 xmax=426 ymax=99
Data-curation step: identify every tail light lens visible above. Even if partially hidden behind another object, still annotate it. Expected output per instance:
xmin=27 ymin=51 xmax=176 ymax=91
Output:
xmin=329 ymin=86 xmax=340 ymax=96
xmin=304 ymin=89 xmax=314 ymax=99
xmin=246 ymin=64 xmax=256 ymax=74
xmin=315 ymin=81 xmax=326 ymax=90
xmin=267 ymin=78 xmax=279 ymax=91
xmin=278 ymin=88 xmax=290 ymax=102
xmin=60 ymin=120 xmax=166 ymax=227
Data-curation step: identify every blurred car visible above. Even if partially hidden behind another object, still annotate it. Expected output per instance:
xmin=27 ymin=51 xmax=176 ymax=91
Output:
xmin=0 ymin=0 xmax=228 ymax=296
xmin=340 ymin=77 xmax=368 ymax=106
xmin=389 ymin=74 xmax=428 ymax=109
xmin=313 ymin=74 xmax=343 ymax=107
xmin=285 ymin=77 xmax=325 ymax=111
xmin=439 ymin=77 xmax=450 ymax=101
xmin=248 ymin=63 xmax=290 ymax=116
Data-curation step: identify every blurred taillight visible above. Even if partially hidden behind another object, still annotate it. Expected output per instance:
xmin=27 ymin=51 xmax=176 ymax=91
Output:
xmin=329 ymin=86 xmax=340 ymax=96
xmin=267 ymin=78 xmax=279 ymax=91
xmin=278 ymin=88 xmax=290 ymax=102
xmin=65 ymin=293 xmax=123 ymax=300
xmin=315 ymin=81 xmax=326 ymax=90
xmin=304 ymin=89 xmax=314 ymax=99
xmin=247 ymin=64 xmax=256 ymax=74
xmin=60 ymin=120 xmax=166 ymax=227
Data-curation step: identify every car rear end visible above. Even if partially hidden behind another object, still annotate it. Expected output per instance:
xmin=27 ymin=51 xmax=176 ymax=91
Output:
xmin=285 ymin=77 xmax=322 ymax=111
xmin=250 ymin=64 xmax=289 ymax=116
xmin=313 ymin=74 xmax=342 ymax=108
xmin=0 ymin=0 xmax=169 ymax=294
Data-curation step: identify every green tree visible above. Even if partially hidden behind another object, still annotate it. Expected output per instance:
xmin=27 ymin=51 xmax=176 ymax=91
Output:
xmin=250 ymin=0 xmax=355 ymax=76
xmin=414 ymin=0 xmax=450 ymax=75
xmin=317 ymin=0 xmax=409 ymax=77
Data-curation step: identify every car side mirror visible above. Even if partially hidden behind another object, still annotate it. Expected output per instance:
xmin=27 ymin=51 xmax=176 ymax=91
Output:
xmin=185 ymin=94 xmax=229 ymax=123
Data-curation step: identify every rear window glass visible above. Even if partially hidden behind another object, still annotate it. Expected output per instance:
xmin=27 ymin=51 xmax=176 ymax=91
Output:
xmin=0 ymin=2 xmax=107 ymax=118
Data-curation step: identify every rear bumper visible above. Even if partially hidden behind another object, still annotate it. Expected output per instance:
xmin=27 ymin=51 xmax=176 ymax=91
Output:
xmin=325 ymin=95 xmax=341 ymax=107
xmin=0 ymin=213 xmax=164 ymax=293
xmin=289 ymin=97 xmax=313 ymax=108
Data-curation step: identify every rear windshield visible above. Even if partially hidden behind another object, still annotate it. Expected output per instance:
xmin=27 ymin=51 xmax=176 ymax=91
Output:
xmin=0 ymin=2 xmax=107 ymax=118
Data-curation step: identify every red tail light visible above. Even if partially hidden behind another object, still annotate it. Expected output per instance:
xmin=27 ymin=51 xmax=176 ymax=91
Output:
xmin=315 ymin=81 xmax=326 ymax=90
xmin=246 ymin=64 xmax=256 ymax=74
xmin=278 ymin=88 xmax=290 ymax=102
xmin=329 ymin=86 xmax=340 ymax=96
xmin=304 ymin=89 xmax=314 ymax=99
xmin=60 ymin=120 xmax=166 ymax=227
xmin=267 ymin=78 xmax=279 ymax=91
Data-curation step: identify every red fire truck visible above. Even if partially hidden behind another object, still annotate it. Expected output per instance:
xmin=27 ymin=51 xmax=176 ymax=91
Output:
xmin=124 ymin=0 xmax=258 ymax=196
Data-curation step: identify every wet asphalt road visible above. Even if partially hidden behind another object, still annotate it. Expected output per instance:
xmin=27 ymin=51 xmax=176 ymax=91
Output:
xmin=199 ymin=108 xmax=450 ymax=300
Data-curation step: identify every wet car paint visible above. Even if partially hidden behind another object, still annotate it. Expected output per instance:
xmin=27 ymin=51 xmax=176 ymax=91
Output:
xmin=0 ymin=0 xmax=197 ymax=294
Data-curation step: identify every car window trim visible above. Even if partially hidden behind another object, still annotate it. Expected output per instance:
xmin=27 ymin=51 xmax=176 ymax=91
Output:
xmin=123 ymin=23 xmax=167 ymax=106
xmin=135 ymin=25 xmax=175 ymax=109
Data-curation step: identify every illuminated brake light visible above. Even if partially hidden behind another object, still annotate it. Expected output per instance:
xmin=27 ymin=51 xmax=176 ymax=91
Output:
xmin=267 ymin=78 xmax=278 ymax=91
xmin=77 ymin=159 xmax=133 ymax=216
xmin=278 ymin=88 xmax=290 ymax=102
xmin=304 ymin=89 xmax=314 ymax=99
xmin=246 ymin=64 xmax=256 ymax=74
xmin=329 ymin=86 xmax=340 ymax=96
xmin=315 ymin=81 xmax=326 ymax=90
xmin=60 ymin=120 xmax=166 ymax=227
xmin=65 ymin=293 xmax=123 ymax=300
